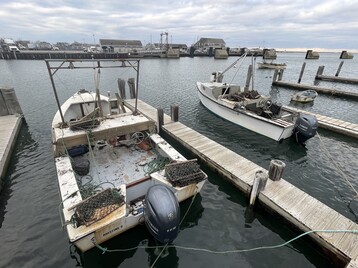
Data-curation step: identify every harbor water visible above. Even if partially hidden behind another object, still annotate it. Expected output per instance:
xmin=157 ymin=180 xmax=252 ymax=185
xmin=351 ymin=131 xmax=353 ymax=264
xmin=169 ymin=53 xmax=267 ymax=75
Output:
xmin=0 ymin=53 xmax=357 ymax=267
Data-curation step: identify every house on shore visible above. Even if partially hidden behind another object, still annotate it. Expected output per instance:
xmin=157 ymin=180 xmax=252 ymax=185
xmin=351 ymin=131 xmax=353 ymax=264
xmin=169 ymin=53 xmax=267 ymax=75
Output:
xmin=99 ymin=39 xmax=143 ymax=53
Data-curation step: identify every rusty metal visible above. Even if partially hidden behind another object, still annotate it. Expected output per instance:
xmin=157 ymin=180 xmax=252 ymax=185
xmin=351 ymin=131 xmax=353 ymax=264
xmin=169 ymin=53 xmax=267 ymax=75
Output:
xmin=72 ymin=188 xmax=125 ymax=227
xmin=165 ymin=159 xmax=206 ymax=187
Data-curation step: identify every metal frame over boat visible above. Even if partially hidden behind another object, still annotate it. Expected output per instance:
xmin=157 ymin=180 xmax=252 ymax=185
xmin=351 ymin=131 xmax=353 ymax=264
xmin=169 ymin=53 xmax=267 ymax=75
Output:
xmin=196 ymin=52 xmax=318 ymax=144
xmin=47 ymin=59 xmax=207 ymax=252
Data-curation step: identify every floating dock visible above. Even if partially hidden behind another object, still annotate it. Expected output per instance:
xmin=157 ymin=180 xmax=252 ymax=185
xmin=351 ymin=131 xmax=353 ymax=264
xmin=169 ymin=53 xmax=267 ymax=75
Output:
xmin=0 ymin=115 xmax=22 ymax=191
xmin=272 ymin=69 xmax=358 ymax=100
xmin=125 ymin=99 xmax=358 ymax=267
xmin=315 ymin=65 xmax=358 ymax=85
xmin=0 ymin=87 xmax=23 ymax=192
xmin=282 ymin=106 xmax=358 ymax=139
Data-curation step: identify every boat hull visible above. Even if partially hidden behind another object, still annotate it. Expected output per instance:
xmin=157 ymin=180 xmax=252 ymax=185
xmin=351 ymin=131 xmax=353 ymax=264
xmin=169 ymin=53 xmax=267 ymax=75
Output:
xmin=197 ymin=83 xmax=294 ymax=141
xmin=72 ymin=179 xmax=205 ymax=252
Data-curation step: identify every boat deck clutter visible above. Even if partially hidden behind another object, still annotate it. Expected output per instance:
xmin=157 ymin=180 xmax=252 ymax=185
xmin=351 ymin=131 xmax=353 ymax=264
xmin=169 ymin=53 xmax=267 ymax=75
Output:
xmin=48 ymin=59 xmax=207 ymax=252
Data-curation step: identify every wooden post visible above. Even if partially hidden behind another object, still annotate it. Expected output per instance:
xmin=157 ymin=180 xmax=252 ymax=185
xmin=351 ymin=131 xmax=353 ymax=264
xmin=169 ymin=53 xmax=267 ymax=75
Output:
xmin=170 ymin=104 xmax=179 ymax=122
xmin=278 ymin=69 xmax=284 ymax=81
xmin=157 ymin=107 xmax=164 ymax=134
xmin=117 ymin=79 xmax=126 ymax=99
xmin=244 ymin=65 xmax=253 ymax=92
xmin=298 ymin=62 xmax=306 ymax=84
xmin=249 ymin=170 xmax=268 ymax=206
xmin=115 ymin=93 xmax=126 ymax=113
xmin=128 ymin=78 xmax=136 ymax=99
xmin=0 ymin=87 xmax=22 ymax=115
xmin=335 ymin=61 xmax=344 ymax=77
xmin=272 ymin=69 xmax=279 ymax=83
xmin=268 ymin=160 xmax=286 ymax=181
xmin=316 ymin=66 xmax=325 ymax=78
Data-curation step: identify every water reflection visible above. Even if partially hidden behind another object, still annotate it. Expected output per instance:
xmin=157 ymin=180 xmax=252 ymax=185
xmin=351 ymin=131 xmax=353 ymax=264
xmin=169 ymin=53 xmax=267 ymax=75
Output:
xmin=0 ymin=122 xmax=35 ymax=228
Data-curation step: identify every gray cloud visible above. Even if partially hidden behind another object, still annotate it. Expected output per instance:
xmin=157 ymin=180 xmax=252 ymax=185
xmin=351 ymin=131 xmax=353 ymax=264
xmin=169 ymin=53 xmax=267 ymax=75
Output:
xmin=1 ymin=0 xmax=357 ymax=50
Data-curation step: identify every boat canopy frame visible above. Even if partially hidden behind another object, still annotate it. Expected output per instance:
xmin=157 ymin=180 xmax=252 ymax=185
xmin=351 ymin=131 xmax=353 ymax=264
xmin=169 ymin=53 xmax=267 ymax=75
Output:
xmin=45 ymin=58 xmax=141 ymax=127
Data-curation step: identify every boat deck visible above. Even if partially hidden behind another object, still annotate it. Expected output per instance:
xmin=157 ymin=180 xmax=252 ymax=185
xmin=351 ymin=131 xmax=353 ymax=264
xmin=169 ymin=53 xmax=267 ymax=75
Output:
xmin=52 ymin=113 xmax=155 ymax=156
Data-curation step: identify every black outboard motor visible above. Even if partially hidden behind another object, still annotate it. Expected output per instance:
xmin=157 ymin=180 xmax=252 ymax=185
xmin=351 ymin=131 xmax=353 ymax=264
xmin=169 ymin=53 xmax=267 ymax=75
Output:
xmin=144 ymin=184 xmax=180 ymax=244
xmin=293 ymin=114 xmax=318 ymax=144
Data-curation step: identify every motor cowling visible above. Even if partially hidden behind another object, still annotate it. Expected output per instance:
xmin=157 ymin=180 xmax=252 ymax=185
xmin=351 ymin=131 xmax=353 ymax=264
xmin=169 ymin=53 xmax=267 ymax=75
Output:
xmin=144 ymin=184 xmax=180 ymax=244
xmin=293 ymin=114 xmax=318 ymax=144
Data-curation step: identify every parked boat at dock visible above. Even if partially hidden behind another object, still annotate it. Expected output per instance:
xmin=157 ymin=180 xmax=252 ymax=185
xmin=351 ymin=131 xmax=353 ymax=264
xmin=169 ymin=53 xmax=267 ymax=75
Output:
xmin=291 ymin=90 xmax=318 ymax=103
xmin=47 ymin=59 xmax=207 ymax=252
xmin=196 ymin=53 xmax=318 ymax=144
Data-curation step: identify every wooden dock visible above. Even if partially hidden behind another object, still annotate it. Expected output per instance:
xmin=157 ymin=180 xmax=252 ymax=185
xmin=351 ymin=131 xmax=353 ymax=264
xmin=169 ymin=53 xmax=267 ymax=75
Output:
xmin=272 ymin=68 xmax=358 ymax=100
xmin=0 ymin=115 xmax=23 ymax=191
xmin=282 ymin=106 xmax=358 ymax=139
xmin=125 ymin=99 xmax=358 ymax=267
xmin=315 ymin=65 xmax=358 ymax=85
xmin=272 ymin=80 xmax=358 ymax=100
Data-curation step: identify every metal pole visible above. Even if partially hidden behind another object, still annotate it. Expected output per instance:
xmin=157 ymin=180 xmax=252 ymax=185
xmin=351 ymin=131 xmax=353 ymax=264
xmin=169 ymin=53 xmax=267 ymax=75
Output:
xmin=134 ymin=60 xmax=140 ymax=115
xmin=45 ymin=60 xmax=66 ymax=126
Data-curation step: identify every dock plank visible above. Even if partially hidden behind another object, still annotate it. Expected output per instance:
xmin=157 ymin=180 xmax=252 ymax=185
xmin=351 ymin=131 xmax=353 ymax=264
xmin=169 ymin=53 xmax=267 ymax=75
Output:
xmin=128 ymin=99 xmax=358 ymax=265
xmin=283 ymin=106 xmax=358 ymax=139
xmin=0 ymin=115 xmax=23 ymax=188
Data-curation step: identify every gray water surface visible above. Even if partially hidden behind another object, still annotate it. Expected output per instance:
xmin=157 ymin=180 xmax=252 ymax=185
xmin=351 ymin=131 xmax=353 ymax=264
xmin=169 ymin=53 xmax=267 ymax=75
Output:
xmin=0 ymin=53 xmax=357 ymax=267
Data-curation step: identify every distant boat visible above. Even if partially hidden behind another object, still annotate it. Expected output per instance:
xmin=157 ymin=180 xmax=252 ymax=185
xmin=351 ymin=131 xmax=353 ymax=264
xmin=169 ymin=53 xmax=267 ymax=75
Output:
xmin=196 ymin=52 xmax=318 ymax=144
xmin=258 ymin=48 xmax=286 ymax=69
xmin=257 ymin=61 xmax=287 ymax=69
xmin=291 ymin=90 xmax=318 ymax=103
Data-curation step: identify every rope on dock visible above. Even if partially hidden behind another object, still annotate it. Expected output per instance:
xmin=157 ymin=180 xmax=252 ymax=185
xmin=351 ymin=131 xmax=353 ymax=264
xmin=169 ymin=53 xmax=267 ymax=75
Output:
xmin=91 ymin=229 xmax=358 ymax=254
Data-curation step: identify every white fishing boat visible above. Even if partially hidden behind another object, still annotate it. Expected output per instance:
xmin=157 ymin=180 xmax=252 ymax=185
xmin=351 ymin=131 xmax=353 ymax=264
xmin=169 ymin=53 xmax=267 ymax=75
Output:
xmin=196 ymin=53 xmax=318 ymax=144
xmin=47 ymin=59 xmax=207 ymax=252
xmin=291 ymin=90 xmax=318 ymax=103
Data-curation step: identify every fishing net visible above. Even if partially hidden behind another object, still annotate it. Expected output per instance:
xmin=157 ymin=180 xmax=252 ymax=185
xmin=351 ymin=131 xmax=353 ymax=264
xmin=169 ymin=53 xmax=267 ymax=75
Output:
xmin=72 ymin=188 xmax=125 ymax=227
xmin=165 ymin=159 xmax=206 ymax=187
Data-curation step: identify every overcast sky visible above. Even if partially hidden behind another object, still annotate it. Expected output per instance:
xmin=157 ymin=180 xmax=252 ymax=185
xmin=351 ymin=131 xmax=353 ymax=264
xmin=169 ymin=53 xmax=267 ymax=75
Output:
xmin=1 ymin=0 xmax=357 ymax=51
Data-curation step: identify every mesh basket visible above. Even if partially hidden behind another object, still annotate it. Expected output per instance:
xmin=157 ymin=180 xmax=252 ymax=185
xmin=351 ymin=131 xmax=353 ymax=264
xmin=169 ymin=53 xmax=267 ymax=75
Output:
xmin=165 ymin=159 xmax=206 ymax=187
xmin=72 ymin=188 xmax=125 ymax=227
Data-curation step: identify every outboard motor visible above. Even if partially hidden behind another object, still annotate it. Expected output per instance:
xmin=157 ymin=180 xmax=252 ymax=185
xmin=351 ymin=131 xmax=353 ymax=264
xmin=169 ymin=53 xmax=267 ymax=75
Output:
xmin=144 ymin=184 xmax=180 ymax=244
xmin=293 ymin=114 xmax=318 ymax=144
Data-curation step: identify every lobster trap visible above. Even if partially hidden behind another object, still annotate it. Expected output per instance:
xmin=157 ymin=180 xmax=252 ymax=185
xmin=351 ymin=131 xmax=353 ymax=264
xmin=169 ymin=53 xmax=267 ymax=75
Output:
xmin=165 ymin=159 xmax=206 ymax=187
xmin=72 ymin=188 xmax=125 ymax=227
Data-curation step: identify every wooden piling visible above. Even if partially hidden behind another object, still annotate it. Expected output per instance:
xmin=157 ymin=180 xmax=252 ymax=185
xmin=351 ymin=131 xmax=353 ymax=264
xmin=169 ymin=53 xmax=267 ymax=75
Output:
xmin=128 ymin=78 xmax=136 ymax=99
xmin=117 ymin=79 xmax=126 ymax=99
xmin=170 ymin=104 xmax=179 ymax=122
xmin=268 ymin=160 xmax=285 ymax=181
xmin=0 ymin=87 xmax=23 ymax=115
xmin=244 ymin=65 xmax=253 ymax=91
xmin=278 ymin=69 xmax=284 ymax=81
xmin=316 ymin=65 xmax=325 ymax=78
xmin=298 ymin=62 xmax=306 ymax=84
xmin=249 ymin=170 xmax=268 ymax=206
xmin=157 ymin=107 xmax=164 ymax=134
xmin=272 ymin=69 xmax=279 ymax=83
xmin=335 ymin=61 xmax=344 ymax=77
